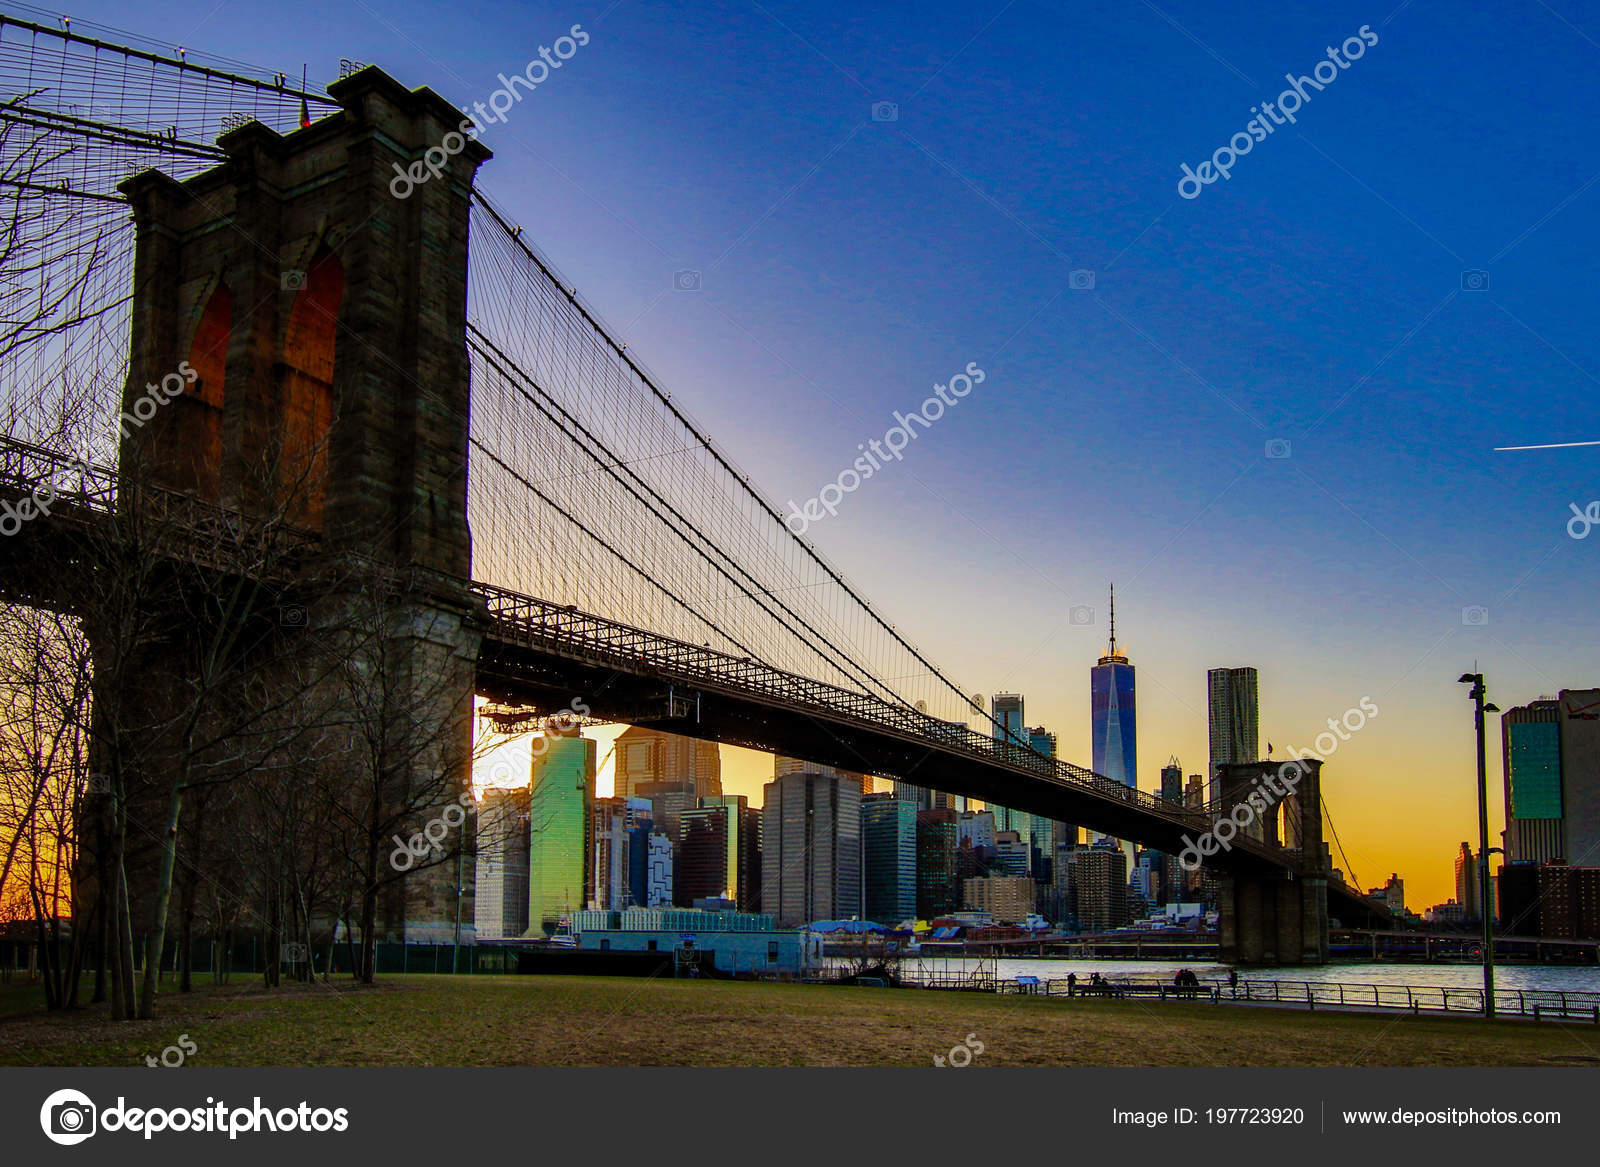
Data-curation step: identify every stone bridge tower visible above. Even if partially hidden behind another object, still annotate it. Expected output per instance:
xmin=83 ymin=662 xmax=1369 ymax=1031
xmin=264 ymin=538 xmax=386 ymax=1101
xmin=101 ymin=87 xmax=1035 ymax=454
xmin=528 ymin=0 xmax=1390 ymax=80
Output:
xmin=1213 ymin=758 xmax=1330 ymax=964
xmin=117 ymin=68 xmax=490 ymax=943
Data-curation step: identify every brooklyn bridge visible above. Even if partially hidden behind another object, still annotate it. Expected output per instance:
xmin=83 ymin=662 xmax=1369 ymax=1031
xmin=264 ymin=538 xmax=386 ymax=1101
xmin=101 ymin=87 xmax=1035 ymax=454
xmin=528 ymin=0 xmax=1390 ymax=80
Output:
xmin=0 ymin=12 xmax=1386 ymax=983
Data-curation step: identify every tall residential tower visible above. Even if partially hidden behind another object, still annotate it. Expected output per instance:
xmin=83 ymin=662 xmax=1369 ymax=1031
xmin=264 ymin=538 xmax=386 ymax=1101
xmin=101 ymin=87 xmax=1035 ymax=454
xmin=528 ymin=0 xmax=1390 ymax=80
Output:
xmin=1207 ymin=666 xmax=1259 ymax=779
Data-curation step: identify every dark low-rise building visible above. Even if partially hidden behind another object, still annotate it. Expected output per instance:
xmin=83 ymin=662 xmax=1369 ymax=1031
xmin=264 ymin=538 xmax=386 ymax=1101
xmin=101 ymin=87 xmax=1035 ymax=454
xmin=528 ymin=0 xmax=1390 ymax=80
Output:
xmin=1498 ymin=860 xmax=1600 ymax=939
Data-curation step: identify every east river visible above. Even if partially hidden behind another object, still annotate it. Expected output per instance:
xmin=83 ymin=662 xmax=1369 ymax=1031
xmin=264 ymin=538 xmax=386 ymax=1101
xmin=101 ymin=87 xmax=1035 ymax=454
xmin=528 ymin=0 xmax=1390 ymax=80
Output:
xmin=898 ymin=956 xmax=1600 ymax=994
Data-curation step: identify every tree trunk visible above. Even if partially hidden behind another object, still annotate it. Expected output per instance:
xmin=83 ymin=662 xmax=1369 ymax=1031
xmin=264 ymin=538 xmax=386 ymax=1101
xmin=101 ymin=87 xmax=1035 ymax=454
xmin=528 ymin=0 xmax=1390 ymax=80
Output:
xmin=137 ymin=782 xmax=183 ymax=1019
xmin=118 ymin=865 xmax=135 ymax=1016
xmin=32 ymin=891 xmax=59 ymax=1009
xmin=341 ymin=908 xmax=358 ymax=981
xmin=263 ymin=877 xmax=279 ymax=989
xmin=357 ymin=781 xmax=386 ymax=985
xmin=92 ymin=880 xmax=108 ymax=1004
xmin=177 ymin=875 xmax=196 ymax=992
xmin=57 ymin=898 xmax=87 ymax=1008
xmin=358 ymin=882 xmax=378 ymax=984
xmin=108 ymin=806 xmax=134 ymax=1020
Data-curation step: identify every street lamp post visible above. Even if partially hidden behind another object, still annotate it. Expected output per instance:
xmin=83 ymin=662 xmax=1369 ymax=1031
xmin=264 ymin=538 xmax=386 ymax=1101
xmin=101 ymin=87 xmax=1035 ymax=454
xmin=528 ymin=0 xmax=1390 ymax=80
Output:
xmin=1459 ymin=673 xmax=1500 ymax=1019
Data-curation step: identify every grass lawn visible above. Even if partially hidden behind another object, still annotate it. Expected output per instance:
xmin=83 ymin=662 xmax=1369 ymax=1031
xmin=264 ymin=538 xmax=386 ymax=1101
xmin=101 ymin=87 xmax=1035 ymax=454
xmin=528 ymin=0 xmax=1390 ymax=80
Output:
xmin=3 ymin=974 xmax=1599 ymax=1067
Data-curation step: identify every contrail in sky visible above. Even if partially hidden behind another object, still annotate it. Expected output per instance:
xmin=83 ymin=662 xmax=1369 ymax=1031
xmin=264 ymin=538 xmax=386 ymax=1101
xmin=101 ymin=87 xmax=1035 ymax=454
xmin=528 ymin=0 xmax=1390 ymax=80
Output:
xmin=1494 ymin=440 xmax=1600 ymax=451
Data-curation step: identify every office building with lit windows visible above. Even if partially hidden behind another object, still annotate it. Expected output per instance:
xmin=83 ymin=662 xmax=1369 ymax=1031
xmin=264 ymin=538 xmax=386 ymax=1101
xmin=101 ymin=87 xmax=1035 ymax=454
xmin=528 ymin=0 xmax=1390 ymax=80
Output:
xmin=474 ymin=787 xmax=529 ymax=940
xmin=614 ymin=726 xmax=721 ymax=800
xmin=761 ymin=771 xmax=861 ymax=927
xmin=1559 ymin=689 xmax=1600 ymax=865
xmin=677 ymin=795 xmax=762 ymax=911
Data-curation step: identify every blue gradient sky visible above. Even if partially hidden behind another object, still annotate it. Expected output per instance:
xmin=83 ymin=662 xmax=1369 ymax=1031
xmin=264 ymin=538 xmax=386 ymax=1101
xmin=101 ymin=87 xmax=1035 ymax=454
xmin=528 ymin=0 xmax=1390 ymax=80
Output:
xmin=75 ymin=0 xmax=1600 ymax=907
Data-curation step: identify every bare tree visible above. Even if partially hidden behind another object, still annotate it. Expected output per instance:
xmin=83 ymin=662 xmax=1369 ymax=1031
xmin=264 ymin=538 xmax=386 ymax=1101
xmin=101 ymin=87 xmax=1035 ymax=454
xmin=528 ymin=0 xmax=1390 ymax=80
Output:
xmin=0 ymin=95 xmax=127 ymax=365
xmin=0 ymin=602 xmax=93 ymax=1008
xmin=316 ymin=576 xmax=480 ymax=985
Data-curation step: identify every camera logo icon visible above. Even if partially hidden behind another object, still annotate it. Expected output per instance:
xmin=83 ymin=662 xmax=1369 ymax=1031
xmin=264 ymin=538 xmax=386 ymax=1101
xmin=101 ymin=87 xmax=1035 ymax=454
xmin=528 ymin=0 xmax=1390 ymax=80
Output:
xmin=673 ymin=269 xmax=702 ymax=292
xmin=1461 ymin=605 xmax=1489 ymax=627
xmin=281 ymin=941 xmax=309 ymax=963
xmin=281 ymin=269 xmax=307 ymax=291
xmin=1068 ymin=604 xmax=1096 ymax=626
xmin=279 ymin=604 xmax=308 ymax=628
xmin=1069 ymin=269 xmax=1096 ymax=291
xmin=85 ymin=773 xmax=112 ymax=795
xmin=1265 ymin=438 xmax=1292 ymax=459
xmin=871 ymin=101 xmax=899 ymax=122
xmin=1460 ymin=269 xmax=1489 ymax=292
xmin=40 ymin=1088 xmax=97 ymax=1145
xmin=1568 ymin=500 xmax=1600 ymax=540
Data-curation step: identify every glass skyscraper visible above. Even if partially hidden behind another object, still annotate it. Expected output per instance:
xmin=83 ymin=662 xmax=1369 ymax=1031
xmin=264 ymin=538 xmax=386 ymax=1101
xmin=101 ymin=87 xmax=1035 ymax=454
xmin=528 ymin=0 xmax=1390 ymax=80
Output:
xmin=987 ymin=693 xmax=1033 ymax=841
xmin=1498 ymin=690 xmax=1600 ymax=868
xmin=1160 ymin=759 xmax=1184 ymax=803
xmin=1024 ymin=726 xmax=1062 ymax=883
xmin=916 ymin=807 xmax=958 ymax=919
xmin=1207 ymin=666 xmax=1259 ymax=779
xmin=1091 ymin=597 xmax=1137 ymax=789
xmin=861 ymin=793 xmax=917 ymax=925
xmin=1090 ymin=591 xmax=1137 ymax=873
xmin=1502 ymin=699 xmax=1563 ymax=863
xmin=526 ymin=733 xmax=595 ymax=934
xmin=992 ymin=692 xmax=1026 ymax=745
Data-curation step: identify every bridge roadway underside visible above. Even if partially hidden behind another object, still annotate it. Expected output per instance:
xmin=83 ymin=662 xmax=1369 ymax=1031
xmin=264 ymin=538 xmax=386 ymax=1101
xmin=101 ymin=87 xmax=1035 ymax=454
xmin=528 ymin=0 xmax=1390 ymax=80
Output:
xmin=478 ymin=637 xmax=1273 ymax=874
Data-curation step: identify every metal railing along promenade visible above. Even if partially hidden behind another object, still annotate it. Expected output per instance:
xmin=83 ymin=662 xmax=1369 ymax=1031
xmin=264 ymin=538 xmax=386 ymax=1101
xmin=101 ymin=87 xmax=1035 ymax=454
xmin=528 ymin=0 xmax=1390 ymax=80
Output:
xmin=911 ymin=969 xmax=1600 ymax=1021
xmin=1226 ymin=978 xmax=1600 ymax=1020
